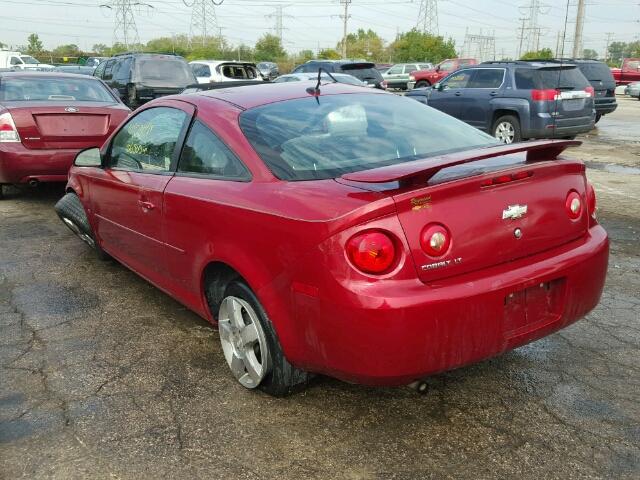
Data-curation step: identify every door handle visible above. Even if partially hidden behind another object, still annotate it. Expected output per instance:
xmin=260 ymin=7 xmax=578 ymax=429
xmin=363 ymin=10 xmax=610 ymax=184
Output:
xmin=490 ymin=91 xmax=498 ymax=96
xmin=454 ymin=91 xmax=462 ymax=96
xmin=138 ymin=200 xmax=155 ymax=211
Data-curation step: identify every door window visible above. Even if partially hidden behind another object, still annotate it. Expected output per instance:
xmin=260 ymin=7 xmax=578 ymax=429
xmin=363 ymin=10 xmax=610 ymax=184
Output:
xmin=442 ymin=69 xmax=473 ymax=89
xmin=10 ymin=57 xmax=22 ymax=65
xmin=102 ymin=59 xmax=115 ymax=80
xmin=191 ymin=63 xmax=211 ymax=77
xmin=403 ymin=65 xmax=418 ymax=74
xmin=109 ymin=107 xmax=188 ymax=173
xmin=113 ymin=57 xmax=132 ymax=82
xmin=387 ymin=65 xmax=403 ymax=75
xmin=94 ymin=61 xmax=106 ymax=78
xmin=439 ymin=61 xmax=455 ymax=72
xmin=178 ymin=120 xmax=249 ymax=179
xmin=467 ymin=69 xmax=504 ymax=88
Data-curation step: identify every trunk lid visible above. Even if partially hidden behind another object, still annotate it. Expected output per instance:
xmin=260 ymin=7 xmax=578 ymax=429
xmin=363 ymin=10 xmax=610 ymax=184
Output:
xmin=341 ymin=141 xmax=589 ymax=282
xmin=3 ymin=101 xmax=129 ymax=150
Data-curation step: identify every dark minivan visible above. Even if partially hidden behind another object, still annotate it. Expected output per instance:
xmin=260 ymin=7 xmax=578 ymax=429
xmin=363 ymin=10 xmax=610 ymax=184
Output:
xmin=94 ymin=53 xmax=196 ymax=109
xmin=292 ymin=60 xmax=386 ymax=89
xmin=406 ymin=61 xmax=595 ymax=143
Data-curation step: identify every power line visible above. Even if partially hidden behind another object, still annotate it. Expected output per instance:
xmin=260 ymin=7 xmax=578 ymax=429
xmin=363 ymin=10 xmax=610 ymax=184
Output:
xmin=416 ymin=0 xmax=438 ymax=36
xmin=462 ymin=28 xmax=496 ymax=62
xmin=184 ymin=0 xmax=220 ymax=47
xmin=100 ymin=0 xmax=152 ymax=49
xmin=265 ymin=4 xmax=292 ymax=44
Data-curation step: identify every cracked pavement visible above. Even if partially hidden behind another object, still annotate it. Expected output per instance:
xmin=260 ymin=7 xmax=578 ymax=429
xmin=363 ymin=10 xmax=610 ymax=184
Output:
xmin=1 ymin=98 xmax=639 ymax=479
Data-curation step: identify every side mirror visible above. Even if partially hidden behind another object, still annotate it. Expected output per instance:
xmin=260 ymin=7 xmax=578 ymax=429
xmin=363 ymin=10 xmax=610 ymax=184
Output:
xmin=434 ymin=82 xmax=445 ymax=91
xmin=74 ymin=147 xmax=102 ymax=167
xmin=435 ymin=65 xmax=440 ymax=72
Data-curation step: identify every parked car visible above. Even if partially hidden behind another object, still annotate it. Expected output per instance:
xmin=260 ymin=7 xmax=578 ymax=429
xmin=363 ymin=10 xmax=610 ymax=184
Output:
xmin=273 ymin=72 xmax=369 ymax=87
xmin=406 ymin=61 xmax=595 ymax=144
xmin=0 ymin=50 xmax=55 ymax=71
xmin=94 ymin=53 xmax=196 ymax=108
xmin=292 ymin=60 xmax=387 ymax=89
xmin=190 ymin=61 xmax=261 ymax=84
xmin=407 ymin=58 xmax=477 ymax=89
xmin=611 ymin=58 xmax=640 ymax=85
xmin=375 ymin=63 xmax=393 ymax=72
xmin=85 ymin=56 xmax=108 ymax=68
xmin=525 ymin=59 xmax=616 ymax=123
xmin=0 ymin=72 xmax=130 ymax=198
xmin=256 ymin=61 xmax=279 ymax=81
xmin=382 ymin=63 xmax=433 ymax=90
xmin=55 ymin=82 xmax=607 ymax=396
xmin=625 ymin=81 xmax=640 ymax=99
xmin=54 ymin=65 xmax=96 ymax=76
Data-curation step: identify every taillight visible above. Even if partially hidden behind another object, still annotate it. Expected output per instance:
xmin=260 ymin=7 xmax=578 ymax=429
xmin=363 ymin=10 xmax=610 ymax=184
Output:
xmin=586 ymin=182 xmax=597 ymax=217
xmin=531 ymin=89 xmax=559 ymax=101
xmin=0 ymin=111 xmax=20 ymax=142
xmin=480 ymin=170 xmax=533 ymax=187
xmin=420 ymin=224 xmax=451 ymax=257
xmin=585 ymin=86 xmax=595 ymax=97
xmin=381 ymin=80 xmax=388 ymax=89
xmin=346 ymin=231 xmax=396 ymax=274
xmin=565 ymin=191 xmax=582 ymax=220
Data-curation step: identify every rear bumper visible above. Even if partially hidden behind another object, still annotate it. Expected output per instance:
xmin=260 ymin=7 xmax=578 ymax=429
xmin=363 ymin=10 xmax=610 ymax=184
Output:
xmin=525 ymin=113 xmax=595 ymax=138
xmin=289 ymin=226 xmax=608 ymax=386
xmin=594 ymin=98 xmax=617 ymax=115
xmin=0 ymin=143 xmax=76 ymax=184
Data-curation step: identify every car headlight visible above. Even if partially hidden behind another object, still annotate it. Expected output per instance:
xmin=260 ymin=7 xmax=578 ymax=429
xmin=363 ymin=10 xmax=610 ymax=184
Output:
xmin=409 ymin=75 xmax=415 ymax=81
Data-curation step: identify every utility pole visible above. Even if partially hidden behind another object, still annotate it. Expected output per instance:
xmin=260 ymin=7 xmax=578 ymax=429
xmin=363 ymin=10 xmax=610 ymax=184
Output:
xmin=101 ymin=0 xmax=150 ymax=50
xmin=572 ymin=0 xmax=586 ymax=58
xmin=184 ymin=0 xmax=220 ymax=47
xmin=416 ymin=0 xmax=439 ymax=36
xmin=339 ymin=0 xmax=351 ymax=59
xmin=517 ymin=17 xmax=526 ymax=58
xmin=604 ymin=32 xmax=614 ymax=62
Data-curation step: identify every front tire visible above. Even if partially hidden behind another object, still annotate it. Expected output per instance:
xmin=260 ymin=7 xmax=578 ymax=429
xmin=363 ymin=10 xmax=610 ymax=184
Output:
xmin=217 ymin=281 xmax=311 ymax=396
xmin=492 ymin=115 xmax=522 ymax=144
xmin=55 ymin=192 xmax=110 ymax=260
xmin=415 ymin=80 xmax=430 ymax=88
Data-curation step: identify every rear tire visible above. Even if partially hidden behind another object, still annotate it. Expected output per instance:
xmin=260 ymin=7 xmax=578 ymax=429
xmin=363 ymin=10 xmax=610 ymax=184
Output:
xmin=217 ymin=281 xmax=312 ymax=396
xmin=55 ymin=192 xmax=110 ymax=260
xmin=595 ymin=113 xmax=602 ymax=124
xmin=415 ymin=80 xmax=430 ymax=88
xmin=127 ymin=85 xmax=138 ymax=109
xmin=492 ymin=115 xmax=522 ymax=144
xmin=0 ymin=184 xmax=4 ymax=200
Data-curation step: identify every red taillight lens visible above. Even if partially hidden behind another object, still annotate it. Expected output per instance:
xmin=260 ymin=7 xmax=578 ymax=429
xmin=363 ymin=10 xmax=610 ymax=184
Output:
xmin=586 ymin=182 xmax=597 ymax=217
xmin=346 ymin=231 xmax=396 ymax=274
xmin=531 ymin=89 xmax=559 ymax=101
xmin=565 ymin=191 xmax=582 ymax=219
xmin=420 ymin=224 xmax=451 ymax=257
xmin=585 ymin=86 xmax=595 ymax=97
xmin=480 ymin=170 xmax=533 ymax=187
xmin=0 ymin=112 xmax=20 ymax=142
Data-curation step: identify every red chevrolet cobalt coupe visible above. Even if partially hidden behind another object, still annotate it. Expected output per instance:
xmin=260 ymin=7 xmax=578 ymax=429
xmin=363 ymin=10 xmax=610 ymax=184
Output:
xmin=56 ymin=82 xmax=608 ymax=395
xmin=0 ymin=72 xmax=130 ymax=198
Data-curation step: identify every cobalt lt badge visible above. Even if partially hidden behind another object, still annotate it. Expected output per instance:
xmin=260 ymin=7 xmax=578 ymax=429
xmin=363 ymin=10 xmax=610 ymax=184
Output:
xmin=502 ymin=204 xmax=527 ymax=220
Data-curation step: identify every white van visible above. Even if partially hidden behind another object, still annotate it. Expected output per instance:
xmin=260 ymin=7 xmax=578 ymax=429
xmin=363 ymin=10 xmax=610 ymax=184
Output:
xmin=189 ymin=60 xmax=263 ymax=84
xmin=0 ymin=50 xmax=55 ymax=71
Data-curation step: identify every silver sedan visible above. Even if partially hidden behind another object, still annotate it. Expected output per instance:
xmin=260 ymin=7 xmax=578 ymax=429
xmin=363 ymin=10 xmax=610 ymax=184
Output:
xmin=626 ymin=82 xmax=640 ymax=99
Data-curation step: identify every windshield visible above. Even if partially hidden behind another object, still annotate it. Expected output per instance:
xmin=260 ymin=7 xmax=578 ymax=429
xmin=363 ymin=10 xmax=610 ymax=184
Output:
xmin=515 ymin=67 xmax=590 ymax=90
xmin=20 ymin=56 xmax=40 ymax=64
xmin=0 ymin=77 xmax=115 ymax=102
xmin=136 ymin=59 xmax=194 ymax=85
xmin=239 ymin=93 xmax=497 ymax=181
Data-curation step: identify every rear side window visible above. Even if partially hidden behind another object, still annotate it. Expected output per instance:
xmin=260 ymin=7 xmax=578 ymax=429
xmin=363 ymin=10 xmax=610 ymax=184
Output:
xmin=112 ymin=57 xmax=132 ymax=82
xmin=110 ymin=107 xmax=188 ymax=172
xmin=468 ymin=69 xmax=504 ymax=88
xmin=220 ymin=64 xmax=257 ymax=80
xmin=515 ymin=67 xmax=589 ymax=90
xmin=191 ymin=63 xmax=211 ymax=77
xmin=94 ymin=61 xmax=106 ymax=78
xmin=102 ymin=59 xmax=115 ymax=80
xmin=178 ymin=120 xmax=249 ymax=179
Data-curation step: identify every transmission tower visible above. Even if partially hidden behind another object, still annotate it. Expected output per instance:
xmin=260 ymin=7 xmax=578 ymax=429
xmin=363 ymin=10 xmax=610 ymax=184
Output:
xmin=101 ymin=0 xmax=150 ymax=49
xmin=416 ymin=0 xmax=438 ymax=36
xmin=266 ymin=4 xmax=292 ymax=44
xmin=518 ymin=0 xmax=549 ymax=55
xmin=462 ymin=29 xmax=496 ymax=63
xmin=184 ymin=0 xmax=220 ymax=47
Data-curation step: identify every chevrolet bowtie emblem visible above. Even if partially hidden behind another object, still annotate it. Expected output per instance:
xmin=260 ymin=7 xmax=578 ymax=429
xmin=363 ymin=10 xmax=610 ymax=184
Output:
xmin=502 ymin=204 xmax=528 ymax=220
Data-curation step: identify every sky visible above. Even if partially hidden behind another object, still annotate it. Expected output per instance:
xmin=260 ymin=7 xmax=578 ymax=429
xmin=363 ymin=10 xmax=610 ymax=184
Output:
xmin=1 ymin=0 xmax=638 ymax=59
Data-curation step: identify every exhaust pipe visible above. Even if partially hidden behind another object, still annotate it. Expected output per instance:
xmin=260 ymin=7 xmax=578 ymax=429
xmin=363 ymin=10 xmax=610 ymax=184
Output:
xmin=28 ymin=179 xmax=39 ymax=188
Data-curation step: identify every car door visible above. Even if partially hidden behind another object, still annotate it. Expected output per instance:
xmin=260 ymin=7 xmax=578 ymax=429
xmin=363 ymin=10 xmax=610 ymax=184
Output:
xmin=457 ymin=68 xmax=506 ymax=129
xmin=111 ymin=56 xmax=132 ymax=98
xmin=426 ymin=68 xmax=473 ymax=119
xmin=101 ymin=59 xmax=116 ymax=88
xmin=163 ymin=119 xmax=252 ymax=300
xmin=89 ymin=101 xmax=193 ymax=279
xmin=384 ymin=65 xmax=404 ymax=87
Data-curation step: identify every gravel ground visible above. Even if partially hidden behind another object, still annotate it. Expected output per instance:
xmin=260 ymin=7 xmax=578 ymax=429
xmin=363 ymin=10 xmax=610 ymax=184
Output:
xmin=1 ymin=97 xmax=639 ymax=480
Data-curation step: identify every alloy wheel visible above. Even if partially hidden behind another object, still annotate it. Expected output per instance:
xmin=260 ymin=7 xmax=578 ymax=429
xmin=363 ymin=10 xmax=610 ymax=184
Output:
xmin=495 ymin=121 xmax=515 ymax=144
xmin=218 ymin=296 xmax=270 ymax=389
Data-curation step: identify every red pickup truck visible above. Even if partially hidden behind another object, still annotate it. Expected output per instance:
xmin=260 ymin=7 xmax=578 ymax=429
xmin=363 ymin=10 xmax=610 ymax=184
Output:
xmin=408 ymin=58 xmax=477 ymax=89
xmin=611 ymin=58 xmax=640 ymax=85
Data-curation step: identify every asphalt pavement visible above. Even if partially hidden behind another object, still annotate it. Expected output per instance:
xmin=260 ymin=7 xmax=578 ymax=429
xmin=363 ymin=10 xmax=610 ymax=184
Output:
xmin=1 ymin=97 xmax=639 ymax=480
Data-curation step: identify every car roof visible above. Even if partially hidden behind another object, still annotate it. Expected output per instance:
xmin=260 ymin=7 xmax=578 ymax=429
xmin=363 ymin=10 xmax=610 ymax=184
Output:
xmin=182 ymin=81 xmax=386 ymax=110
xmin=0 ymin=71 xmax=103 ymax=80
xmin=190 ymin=60 xmax=255 ymax=66
xmin=479 ymin=61 xmax=578 ymax=69
xmin=282 ymin=72 xmax=356 ymax=79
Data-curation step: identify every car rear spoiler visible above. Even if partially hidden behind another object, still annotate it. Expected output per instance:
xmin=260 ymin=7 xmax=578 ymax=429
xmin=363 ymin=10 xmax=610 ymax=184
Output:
xmin=340 ymin=139 xmax=581 ymax=184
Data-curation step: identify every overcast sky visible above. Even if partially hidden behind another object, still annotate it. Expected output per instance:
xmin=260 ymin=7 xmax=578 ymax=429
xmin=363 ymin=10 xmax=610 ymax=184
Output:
xmin=2 ymin=0 xmax=638 ymax=59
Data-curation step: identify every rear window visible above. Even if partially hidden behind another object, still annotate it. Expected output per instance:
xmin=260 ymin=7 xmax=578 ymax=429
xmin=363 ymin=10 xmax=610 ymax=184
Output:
xmin=339 ymin=64 xmax=382 ymax=83
xmin=220 ymin=64 xmax=258 ymax=80
xmin=0 ymin=77 xmax=115 ymax=102
xmin=239 ymin=93 xmax=497 ymax=181
xmin=576 ymin=62 xmax=615 ymax=85
xmin=515 ymin=67 xmax=590 ymax=90
xmin=135 ymin=58 xmax=194 ymax=85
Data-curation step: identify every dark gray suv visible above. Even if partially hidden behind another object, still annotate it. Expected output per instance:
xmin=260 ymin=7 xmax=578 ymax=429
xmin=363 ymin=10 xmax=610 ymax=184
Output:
xmin=406 ymin=61 xmax=595 ymax=143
